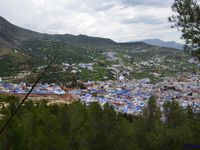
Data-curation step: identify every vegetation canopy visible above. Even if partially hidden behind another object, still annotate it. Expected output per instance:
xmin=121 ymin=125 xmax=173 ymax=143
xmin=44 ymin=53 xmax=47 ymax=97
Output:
xmin=169 ymin=0 xmax=200 ymax=58
xmin=0 ymin=96 xmax=199 ymax=150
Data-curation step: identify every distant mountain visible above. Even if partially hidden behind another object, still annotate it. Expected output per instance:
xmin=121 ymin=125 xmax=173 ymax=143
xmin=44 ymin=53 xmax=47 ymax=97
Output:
xmin=142 ymin=39 xmax=184 ymax=50
xmin=3 ymin=16 xmax=183 ymax=51
xmin=1 ymin=16 xmax=185 ymax=80
xmin=0 ymin=16 xmax=44 ymax=48
xmin=0 ymin=16 xmax=116 ymax=48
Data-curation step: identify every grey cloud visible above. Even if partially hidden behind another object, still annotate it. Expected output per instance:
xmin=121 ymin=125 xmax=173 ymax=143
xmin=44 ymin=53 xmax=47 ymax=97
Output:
xmin=63 ymin=1 xmax=115 ymax=12
xmin=122 ymin=17 xmax=165 ymax=25
xmin=119 ymin=0 xmax=173 ymax=7
xmin=0 ymin=0 xmax=182 ymax=43
xmin=87 ymin=1 xmax=115 ymax=11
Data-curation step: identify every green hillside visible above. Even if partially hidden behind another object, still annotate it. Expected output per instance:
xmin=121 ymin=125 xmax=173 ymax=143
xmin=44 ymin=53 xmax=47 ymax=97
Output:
xmin=0 ymin=16 xmax=199 ymax=84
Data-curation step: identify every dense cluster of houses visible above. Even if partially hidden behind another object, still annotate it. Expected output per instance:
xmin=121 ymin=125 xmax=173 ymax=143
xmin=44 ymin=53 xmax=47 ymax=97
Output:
xmin=75 ymin=78 xmax=152 ymax=115
xmin=0 ymin=82 xmax=65 ymax=95
xmin=103 ymin=52 xmax=119 ymax=61
xmin=154 ymin=74 xmax=200 ymax=112
xmin=0 ymin=73 xmax=200 ymax=115
xmin=74 ymin=73 xmax=200 ymax=115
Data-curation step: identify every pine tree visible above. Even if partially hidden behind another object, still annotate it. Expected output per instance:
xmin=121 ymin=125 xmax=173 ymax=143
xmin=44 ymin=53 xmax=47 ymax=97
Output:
xmin=169 ymin=0 xmax=200 ymax=58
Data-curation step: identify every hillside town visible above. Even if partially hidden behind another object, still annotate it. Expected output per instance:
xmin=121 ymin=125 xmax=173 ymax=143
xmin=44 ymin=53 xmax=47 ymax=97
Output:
xmin=0 ymin=73 xmax=200 ymax=115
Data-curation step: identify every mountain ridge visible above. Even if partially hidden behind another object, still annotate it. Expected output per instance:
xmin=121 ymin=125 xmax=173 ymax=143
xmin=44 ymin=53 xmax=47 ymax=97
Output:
xmin=1 ymin=16 xmax=180 ymax=50
xmin=142 ymin=39 xmax=184 ymax=50
xmin=0 ymin=16 xmax=193 ymax=84
xmin=0 ymin=16 xmax=117 ymax=49
xmin=0 ymin=16 xmax=45 ymax=47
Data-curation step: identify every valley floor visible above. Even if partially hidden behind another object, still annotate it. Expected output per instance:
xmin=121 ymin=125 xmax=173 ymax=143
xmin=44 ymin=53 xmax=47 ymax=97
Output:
xmin=0 ymin=73 xmax=199 ymax=116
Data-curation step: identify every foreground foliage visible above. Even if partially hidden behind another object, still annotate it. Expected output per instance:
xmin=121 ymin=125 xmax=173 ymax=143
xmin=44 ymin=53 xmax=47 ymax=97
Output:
xmin=0 ymin=96 xmax=199 ymax=150
xmin=169 ymin=0 xmax=200 ymax=58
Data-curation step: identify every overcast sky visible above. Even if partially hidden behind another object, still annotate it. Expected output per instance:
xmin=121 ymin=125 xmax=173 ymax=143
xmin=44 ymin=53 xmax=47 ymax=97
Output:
xmin=0 ymin=0 xmax=184 ymax=43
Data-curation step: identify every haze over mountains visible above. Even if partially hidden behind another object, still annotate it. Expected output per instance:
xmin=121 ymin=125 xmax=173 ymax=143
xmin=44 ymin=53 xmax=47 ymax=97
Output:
xmin=0 ymin=16 xmax=184 ymax=50
xmin=142 ymin=39 xmax=184 ymax=50
xmin=0 ymin=16 xmax=118 ymax=49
